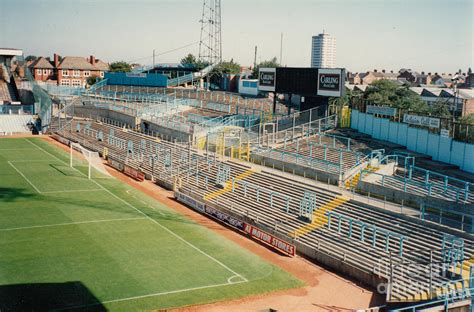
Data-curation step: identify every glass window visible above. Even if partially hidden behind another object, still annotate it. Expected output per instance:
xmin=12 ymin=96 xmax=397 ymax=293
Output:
xmin=72 ymin=79 xmax=82 ymax=87
xmin=62 ymin=70 xmax=69 ymax=76
xmin=73 ymin=70 xmax=80 ymax=77
xmin=60 ymin=79 xmax=70 ymax=86
xmin=84 ymin=71 xmax=90 ymax=77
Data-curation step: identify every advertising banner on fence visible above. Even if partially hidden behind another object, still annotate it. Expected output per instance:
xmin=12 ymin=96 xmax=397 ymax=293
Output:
xmin=317 ymin=68 xmax=345 ymax=97
xmin=243 ymin=224 xmax=295 ymax=256
xmin=107 ymin=158 xmax=124 ymax=172
xmin=403 ymin=114 xmax=440 ymax=128
xmin=204 ymin=206 xmax=246 ymax=231
xmin=123 ymin=165 xmax=145 ymax=181
xmin=258 ymin=68 xmax=276 ymax=92
xmin=440 ymin=129 xmax=450 ymax=138
xmin=175 ymin=192 xmax=205 ymax=212
xmin=52 ymin=134 xmax=70 ymax=146
xmin=366 ymin=105 xmax=397 ymax=117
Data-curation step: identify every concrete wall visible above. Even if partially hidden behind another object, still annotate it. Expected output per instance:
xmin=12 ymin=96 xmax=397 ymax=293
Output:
xmin=73 ymin=106 xmax=139 ymax=128
xmin=351 ymin=110 xmax=474 ymax=173
xmin=250 ymin=153 xmax=341 ymax=186
xmin=141 ymin=120 xmax=192 ymax=143
xmin=357 ymin=180 xmax=473 ymax=213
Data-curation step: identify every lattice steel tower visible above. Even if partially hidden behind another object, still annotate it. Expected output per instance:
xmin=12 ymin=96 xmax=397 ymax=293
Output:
xmin=198 ymin=0 xmax=222 ymax=65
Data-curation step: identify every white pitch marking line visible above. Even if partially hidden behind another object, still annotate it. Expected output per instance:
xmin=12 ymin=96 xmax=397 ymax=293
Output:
xmin=0 ymin=217 xmax=147 ymax=232
xmin=56 ymin=279 xmax=247 ymax=310
xmin=9 ymin=159 xmax=62 ymax=163
xmin=7 ymin=161 xmax=42 ymax=194
xmin=0 ymin=148 xmax=38 ymax=151
xmin=26 ymin=138 xmax=248 ymax=282
xmin=40 ymin=189 xmax=104 ymax=194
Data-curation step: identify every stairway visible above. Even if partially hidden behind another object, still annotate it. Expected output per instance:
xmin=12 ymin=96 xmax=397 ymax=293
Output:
xmin=344 ymin=165 xmax=379 ymax=190
xmin=290 ymin=195 xmax=350 ymax=238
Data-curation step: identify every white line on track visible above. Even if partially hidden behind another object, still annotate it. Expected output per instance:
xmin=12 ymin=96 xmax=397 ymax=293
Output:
xmin=0 ymin=217 xmax=147 ymax=232
xmin=7 ymin=161 xmax=41 ymax=193
xmin=26 ymin=138 xmax=248 ymax=282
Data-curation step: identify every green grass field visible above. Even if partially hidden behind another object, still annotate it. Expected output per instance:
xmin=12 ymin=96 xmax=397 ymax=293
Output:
xmin=0 ymin=138 xmax=303 ymax=311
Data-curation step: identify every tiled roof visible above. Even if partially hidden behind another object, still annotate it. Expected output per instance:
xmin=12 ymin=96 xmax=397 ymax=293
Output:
xmin=94 ymin=59 xmax=109 ymax=71
xmin=58 ymin=56 xmax=96 ymax=70
xmin=31 ymin=57 xmax=54 ymax=69
xmin=58 ymin=56 xmax=108 ymax=71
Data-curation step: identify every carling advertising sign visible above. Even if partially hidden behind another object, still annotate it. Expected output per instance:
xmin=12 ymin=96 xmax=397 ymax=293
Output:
xmin=258 ymin=68 xmax=276 ymax=92
xmin=317 ymin=68 xmax=344 ymax=97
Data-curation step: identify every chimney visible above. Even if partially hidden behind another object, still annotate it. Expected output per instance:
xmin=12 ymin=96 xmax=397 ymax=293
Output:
xmin=382 ymin=69 xmax=386 ymax=73
xmin=90 ymin=55 xmax=96 ymax=65
xmin=54 ymin=53 xmax=59 ymax=68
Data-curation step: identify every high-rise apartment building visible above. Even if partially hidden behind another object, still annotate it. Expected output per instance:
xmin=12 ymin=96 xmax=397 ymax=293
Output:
xmin=311 ymin=32 xmax=336 ymax=68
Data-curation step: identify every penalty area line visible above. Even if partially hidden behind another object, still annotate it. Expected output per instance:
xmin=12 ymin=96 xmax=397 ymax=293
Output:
xmin=54 ymin=279 xmax=248 ymax=310
xmin=0 ymin=217 xmax=147 ymax=232
xmin=8 ymin=161 xmax=42 ymax=194
xmin=40 ymin=188 xmax=104 ymax=194
xmin=27 ymin=138 xmax=248 ymax=283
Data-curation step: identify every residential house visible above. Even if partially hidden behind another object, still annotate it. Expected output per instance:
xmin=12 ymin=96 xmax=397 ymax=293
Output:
xmin=415 ymin=72 xmax=432 ymax=85
xmin=58 ymin=55 xmax=108 ymax=87
xmin=31 ymin=57 xmax=55 ymax=82
xmin=461 ymin=73 xmax=474 ymax=89
xmin=431 ymin=73 xmax=454 ymax=88
xmin=398 ymin=69 xmax=419 ymax=84
xmin=360 ymin=71 xmax=385 ymax=85
xmin=29 ymin=53 xmax=108 ymax=87
xmin=347 ymin=72 xmax=362 ymax=85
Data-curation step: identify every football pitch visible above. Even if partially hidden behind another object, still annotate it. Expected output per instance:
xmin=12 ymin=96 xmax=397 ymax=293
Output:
xmin=0 ymin=137 xmax=303 ymax=311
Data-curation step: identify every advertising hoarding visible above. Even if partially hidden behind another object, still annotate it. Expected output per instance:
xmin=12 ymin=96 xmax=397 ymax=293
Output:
xmin=317 ymin=68 xmax=345 ymax=97
xmin=403 ymin=114 xmax=440 ymax=129
xmin=258 ymin=68 xmax=276 ymax=92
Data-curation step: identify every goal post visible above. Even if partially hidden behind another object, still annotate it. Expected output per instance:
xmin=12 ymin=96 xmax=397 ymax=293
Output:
xmin=70 ymin=142 xmax=111 ymax=179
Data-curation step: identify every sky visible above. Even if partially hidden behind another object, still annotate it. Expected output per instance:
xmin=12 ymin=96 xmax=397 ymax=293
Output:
xmin=0 ymin=0 xmax=472 ymax=73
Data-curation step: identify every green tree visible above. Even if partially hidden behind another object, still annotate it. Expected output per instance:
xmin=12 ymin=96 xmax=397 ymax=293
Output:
xmin=180 ymin=53 xmax=207 ymax=70
xmin=364 ymin=80 xmax=428 ymax=112
xmin=25 ymin=55 xmax=37 ymax=62
xmin=213 ymin=59 xmax=241 ymax=75
xmin=429 ymin=99 xmax=452 ymax=118
xmin=252 ymin=57 xmax=280 ymax=78
xmin=86 ymin=76 xmax=101 ymax=86
xmin=459 ymin=113 xmax=474 ymax=124
xmin=209 ymin=59 xmax=241 ymax=86
xmin=457 ymin=113 xmax=474 ymax=143
xmin=109 ymin=61 xmax=132 ymax=72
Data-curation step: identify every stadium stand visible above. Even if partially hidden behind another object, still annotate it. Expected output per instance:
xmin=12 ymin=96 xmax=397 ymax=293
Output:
xmin=0 ymin=114 xmax=33 ymax=134
xmin=55 ymin=119 xmax=474 ymax=304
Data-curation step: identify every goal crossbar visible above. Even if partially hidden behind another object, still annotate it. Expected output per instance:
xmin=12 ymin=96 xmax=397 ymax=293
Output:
xmin=70 ymin=142 xmax=111 ymax=179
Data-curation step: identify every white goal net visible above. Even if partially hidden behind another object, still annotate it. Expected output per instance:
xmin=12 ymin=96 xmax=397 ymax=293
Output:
xmin=70 ymin=142 xmax=112 ymax=179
